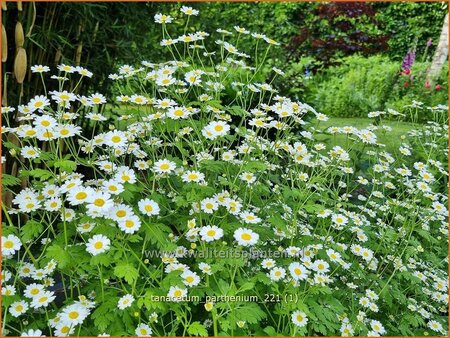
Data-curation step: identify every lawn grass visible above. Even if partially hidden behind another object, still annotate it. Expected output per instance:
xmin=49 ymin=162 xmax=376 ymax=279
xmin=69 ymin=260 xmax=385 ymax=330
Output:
xmin=311 ymin=117 xmax=420 ymax=154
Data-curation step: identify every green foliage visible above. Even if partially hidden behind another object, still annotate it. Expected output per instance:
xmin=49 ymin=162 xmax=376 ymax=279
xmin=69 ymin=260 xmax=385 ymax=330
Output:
xmin=114 ymin=262 xmax=139 ymax=285
xmin=308 ymin=55 xmax=448 ymax=119
xmin=187 ymin=322 xmax=209 ymax=337
xmin=373 ymin=2 xmax=448 ymax=60
xmin=20 ymin=220 xmax=44 ymax=242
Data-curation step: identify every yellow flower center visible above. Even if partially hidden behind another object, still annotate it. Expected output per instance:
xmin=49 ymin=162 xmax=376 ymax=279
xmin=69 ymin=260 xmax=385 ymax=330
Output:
xmin=76 ymin=192 xmax=87 ymax=200
xmin=160 ymin=163 xmax=170 ymax=170
xmin=94 ymin=242 xmax=103 ymax=249
xmin=94 ymin=199 xmax=105 ymax=207
xmin=241 ymin=233 xmax=251 ymax=241
xmin=38 ymin=296 xmax=48 ymax=303
xmin=111 ymin=135 xmax=121 ymax=143
xmin=69 ymin=311 xmax=79 ymax=319
xmin=61 ymin=326 xmax=70 ymax=334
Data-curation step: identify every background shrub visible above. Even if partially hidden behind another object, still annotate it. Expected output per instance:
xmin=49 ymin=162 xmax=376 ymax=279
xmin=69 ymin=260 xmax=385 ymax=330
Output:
xmin=304 ymin=55 xmax=447 ymax=120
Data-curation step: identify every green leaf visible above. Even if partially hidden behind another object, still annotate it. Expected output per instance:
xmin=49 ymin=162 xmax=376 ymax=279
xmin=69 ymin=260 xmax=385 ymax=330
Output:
xmin=187 ymin=321 xmax=209 ymax=337
xmin=54 ymin=160 xmax=77 ymax=173
xmin=91 ymin=298 xmax=117 ymax=332
xmin=227 ymin=106 xmax=248 ymax=117
xmin=242 ymin=160 xmax=267 ymax=172
xmin=2 ymin=174 xmax=21 ymax=187
xmin=199 ymin=160 xmax=225 ymax=173
xmin=90 ymin=253 xmax=112 ymax=267
xmin=20 ymin=168 xmax=53 ymax=181
xmin=237 ymin=282 xmax=255 ymax=294
xmin=263 ymin=326 xmax=278 ymax=336
xmin=20 ymin=220 xmax=44 ymax=242
xmin=46 ymin=244 xmax=71 ymax=269
xmin=114 ymin=262 xmax=138 ymax=284
xmin=234 ymin=303 xmax=266 ymax=324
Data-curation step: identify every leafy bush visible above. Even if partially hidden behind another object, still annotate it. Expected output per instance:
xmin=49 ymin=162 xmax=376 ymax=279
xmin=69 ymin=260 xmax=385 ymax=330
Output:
xmin=308 ymin=55 xmax=447 ymax=120
xmin=1 ymin=7 xmax=448 ymax=337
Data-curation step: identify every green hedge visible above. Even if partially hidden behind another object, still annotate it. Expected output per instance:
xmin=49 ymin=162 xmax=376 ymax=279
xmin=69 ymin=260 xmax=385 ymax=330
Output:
xmin=306 ymin=55 xmax=448 ymax=119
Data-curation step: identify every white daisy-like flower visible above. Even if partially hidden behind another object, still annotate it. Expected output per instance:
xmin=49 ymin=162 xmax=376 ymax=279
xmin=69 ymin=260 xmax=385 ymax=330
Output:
xmin=370 ymin=320 xmax=386 ymax=334
xmin=135 ymin=323 xmax=153 ymax=337
xmin=21 ymin=329 xmax=44 ymax=337
xmin=30 ymin=290 xmax=56 ymax=309
xmin=24 ymin=283 xmax=45 ymax=298
xmin=200 ymin=198 xmax=219 ymax=214
xmin=288 ymin=262 xmax=309 ymax=281
xmin=86 ymin=192 xmax=113 ymax=214
xmin=199 ymin=263 xmax=212 ymax=275
xmin=291 ymin=310 xmax=308 ymax=327
xmin=9 ymin=300 xmax=29 ymax=317
xmin=181 ymin=170 xmax=205 ymax=183
xmin=239 ymin=172 xmax=256 ymax=185
xmin=181 ymin=270 xmax=200 ymax=287
xmin=233 ymin=228 xmax=259 ymax=246
xmin=60 ymin=303 xmax=90 ymax=325
xmin=153 ymin=159 xmax=176 ymax=174
xmin=118 ymin=215 xmax=142 ymax=234
xmin=240 ymin=211 xmax=261 ymax=224
xmin=31 ymin=65 xmax=50 ymax=73
xmin=269 ymin=267 xmax=286 ymax=281
xmin=28 ymin=95 xmax=50 ymax=112
xmin=86 ymin=235 xmax=111 ymax=256
xmin=90 ymin=93 xmax=107 ymax=105
xmin=154 ymin=13 xmax=173 ymax=24
xmin=118 ymin=294 xmax=135 ymax=310
xmin=2 ymin=234 xmax=22 ymax=256
xmin=138 ymin=199 xmax=160 ymax=216
xmin=311 ymin=260 xmax=330 ymax=274
xmin=180 ymin=6 xmax=199 ymax=16
xmin=167 ymin=286 xmax=187 ymax=302
xmin=261 ymin=259 xmax=276 ymax=269
xmin=201 ymin=121 xmax=230 ymax=140
xmin=199 ymin=225 xmax=224 ymax=242
xmin=104 ymin=130 xmax=128 ymax=148
xmin=167 ymin=106 xmax=190 ymax=119
xmin=54 ymin=323 xmax=75 ymax=337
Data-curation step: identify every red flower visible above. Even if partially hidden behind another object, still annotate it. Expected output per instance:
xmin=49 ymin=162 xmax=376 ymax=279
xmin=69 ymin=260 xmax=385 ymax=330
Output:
xmin=404 ymin=81 xmax=410 ymax=88
xmin=401 ymin=69 xmax=411 ymax=75
xmin=435 ymin=84 xmax=442 ymax=91
xmin=424 ymin=80 xmax=431 ymax=89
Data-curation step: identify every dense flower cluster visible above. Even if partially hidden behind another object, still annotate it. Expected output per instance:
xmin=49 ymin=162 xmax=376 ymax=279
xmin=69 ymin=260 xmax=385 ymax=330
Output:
xmin=1 ymin=7 xmax=448 ymax=337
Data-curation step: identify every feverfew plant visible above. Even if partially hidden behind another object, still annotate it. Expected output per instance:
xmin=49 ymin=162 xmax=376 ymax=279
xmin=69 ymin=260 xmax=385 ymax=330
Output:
xmin=1 ymin=7 xmax=448 ymax=337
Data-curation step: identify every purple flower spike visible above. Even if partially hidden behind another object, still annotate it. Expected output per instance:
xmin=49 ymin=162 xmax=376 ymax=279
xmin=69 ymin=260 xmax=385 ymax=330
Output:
xmin=401 ymin=48 xmax=416 ymax=71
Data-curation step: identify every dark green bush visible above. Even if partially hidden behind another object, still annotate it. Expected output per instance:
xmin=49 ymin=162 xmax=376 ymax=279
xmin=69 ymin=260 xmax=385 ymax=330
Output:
xmin=304 ymin=55 xmax=447 ymax=120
